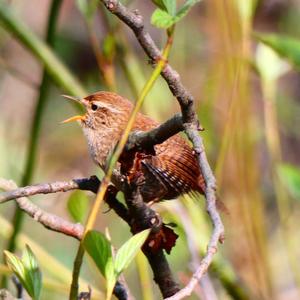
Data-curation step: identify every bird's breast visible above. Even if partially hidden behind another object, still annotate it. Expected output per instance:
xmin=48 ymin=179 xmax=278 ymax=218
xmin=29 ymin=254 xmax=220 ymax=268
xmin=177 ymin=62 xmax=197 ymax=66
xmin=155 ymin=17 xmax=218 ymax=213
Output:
xmin=82 ymin=125 xmax=119 ymax=169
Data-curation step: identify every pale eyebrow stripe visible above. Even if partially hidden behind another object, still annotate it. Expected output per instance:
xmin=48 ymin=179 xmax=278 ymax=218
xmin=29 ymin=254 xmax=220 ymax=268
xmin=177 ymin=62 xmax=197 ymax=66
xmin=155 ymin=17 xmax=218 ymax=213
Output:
xmin=93 ymin=101 xmax=121 ymax=114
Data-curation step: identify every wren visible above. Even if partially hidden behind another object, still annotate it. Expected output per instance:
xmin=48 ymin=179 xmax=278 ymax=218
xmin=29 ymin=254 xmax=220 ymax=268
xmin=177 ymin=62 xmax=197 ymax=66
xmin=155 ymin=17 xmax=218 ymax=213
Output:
xmin=63 ymin=91 xmax=205 ymax=203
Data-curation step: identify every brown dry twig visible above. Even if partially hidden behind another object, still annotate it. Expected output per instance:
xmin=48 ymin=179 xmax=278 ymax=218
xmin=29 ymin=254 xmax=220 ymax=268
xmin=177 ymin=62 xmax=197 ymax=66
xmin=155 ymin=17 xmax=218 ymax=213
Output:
xmin=99 ymin=1 xmax=225 ymax=299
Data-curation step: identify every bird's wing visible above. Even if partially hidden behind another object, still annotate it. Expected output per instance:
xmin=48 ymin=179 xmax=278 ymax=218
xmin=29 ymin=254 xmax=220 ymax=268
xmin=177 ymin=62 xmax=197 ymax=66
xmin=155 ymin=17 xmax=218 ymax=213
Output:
xmin=142 ymin=145 xmax=205 ymax=198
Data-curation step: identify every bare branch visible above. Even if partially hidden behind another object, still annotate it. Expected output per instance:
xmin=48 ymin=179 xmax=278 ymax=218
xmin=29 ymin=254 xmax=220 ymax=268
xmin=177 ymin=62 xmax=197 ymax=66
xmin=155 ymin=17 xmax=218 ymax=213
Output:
xmin=0 ymin=177 xmax=96 ymax=204
xmin=0 ymin=178 xmax=134 ymax=300
xmin=126 ymin=114 xmax=183 ymax=152
xmin=0 ymin=178 xmax=84 ymax=239
xmin=100 ymin=1 xmax=225 ymax=299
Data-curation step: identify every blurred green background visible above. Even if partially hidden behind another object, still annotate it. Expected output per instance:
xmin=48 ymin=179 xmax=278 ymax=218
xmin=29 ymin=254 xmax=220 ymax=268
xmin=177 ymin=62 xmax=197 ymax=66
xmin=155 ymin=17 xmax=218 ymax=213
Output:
xmin=1 ymin=0 xmax=300 ymax=299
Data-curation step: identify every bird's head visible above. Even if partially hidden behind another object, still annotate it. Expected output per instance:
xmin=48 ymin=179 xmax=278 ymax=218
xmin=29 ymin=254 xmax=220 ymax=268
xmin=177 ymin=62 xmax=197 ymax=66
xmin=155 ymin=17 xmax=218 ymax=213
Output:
xmin=62 ymin=91 xmax=134 ymax=167
xmin=62 ymin=91 xmax=132 ymax=130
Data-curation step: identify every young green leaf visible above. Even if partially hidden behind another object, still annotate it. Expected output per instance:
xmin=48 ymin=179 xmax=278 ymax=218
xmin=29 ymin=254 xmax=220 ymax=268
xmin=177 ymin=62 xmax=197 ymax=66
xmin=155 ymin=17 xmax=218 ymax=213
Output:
xmin=83 ymin=230 xmax=116 ymax=299
xmin=175 ymin=0 xmax=201 ymax=22
xmin=163 ymin=0 xmax=177 ymax=16
xmin=152 ymin=0 xmax=167 ymax=11
xmin=67 ymin=190 xmax=89 ymax=223
xmin=151 ymin=9 xmax=174 ymax=29
xmin=152 ymin=0 xmax=176 ymax=15
xmin=22 ymin=245 xmax=42 ymax=300
xmin=151 ymin=0 xmax=201 ymax=28
xmin=256 ymin=33 xmax=300 ymax=70
xmin=4 ymin=245 xmax=42 ymax=300
xmin=83 ymin=230 xmax=114 ymax=278
xmin=4 ymin=251 xmax=26 ymax=283
xmin=277 ymin=164 xmax=300 ymax=200
xmin=114 ymin=229 xmax=150 ymax=276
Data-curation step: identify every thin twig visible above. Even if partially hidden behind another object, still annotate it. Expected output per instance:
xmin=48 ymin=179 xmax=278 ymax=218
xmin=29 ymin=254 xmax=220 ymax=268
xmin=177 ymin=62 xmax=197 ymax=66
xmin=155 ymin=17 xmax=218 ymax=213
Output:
xmin=0 ymin=179 xmax=83 ymax=204
xmin=0 ymin=178 xmax=84 ymax=239
xmin=170 ymin=202 xmax=218 ymax=300
xmin=125 ymin=114 xmax=183 ymax=152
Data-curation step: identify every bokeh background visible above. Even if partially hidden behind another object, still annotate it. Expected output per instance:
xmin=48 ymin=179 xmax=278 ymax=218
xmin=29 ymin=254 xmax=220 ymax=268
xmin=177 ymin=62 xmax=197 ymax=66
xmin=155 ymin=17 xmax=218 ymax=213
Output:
xmin=0 ymin=0 xmax=300 ymax=299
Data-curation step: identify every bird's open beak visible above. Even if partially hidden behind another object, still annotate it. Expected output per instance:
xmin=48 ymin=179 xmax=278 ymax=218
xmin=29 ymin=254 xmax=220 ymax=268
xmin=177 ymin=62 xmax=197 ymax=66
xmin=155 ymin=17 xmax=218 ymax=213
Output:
xmin=61 ymin=115 xmax=85 ymax=124
xmin=61 ymin=95 xmax=86 ymax=124
xmin=62 ymin=95 xmax=82 ymax=103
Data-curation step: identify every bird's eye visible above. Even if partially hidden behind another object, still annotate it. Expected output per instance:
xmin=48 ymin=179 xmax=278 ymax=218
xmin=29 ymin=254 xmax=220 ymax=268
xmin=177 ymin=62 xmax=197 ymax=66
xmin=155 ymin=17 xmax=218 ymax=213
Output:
xmin=91 ymin=103 xmax=98 ymax=111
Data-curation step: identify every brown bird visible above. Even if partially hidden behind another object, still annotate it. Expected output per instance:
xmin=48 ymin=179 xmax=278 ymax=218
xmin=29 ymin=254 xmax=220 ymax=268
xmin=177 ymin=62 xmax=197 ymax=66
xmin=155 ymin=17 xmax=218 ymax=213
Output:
xmin=63 ymin=91 xmax=205 ymax=203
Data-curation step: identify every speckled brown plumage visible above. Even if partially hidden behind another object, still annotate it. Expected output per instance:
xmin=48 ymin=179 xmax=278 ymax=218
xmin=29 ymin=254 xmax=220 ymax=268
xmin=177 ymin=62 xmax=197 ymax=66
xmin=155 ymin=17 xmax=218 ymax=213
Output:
xmin=76 ymin=91 xmax=205 ymax=203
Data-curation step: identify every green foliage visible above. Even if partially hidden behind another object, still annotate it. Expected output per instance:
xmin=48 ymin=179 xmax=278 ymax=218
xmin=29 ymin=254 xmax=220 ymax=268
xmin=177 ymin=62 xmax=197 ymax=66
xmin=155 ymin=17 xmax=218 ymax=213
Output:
xmin=114 ymin=229 xmax=151 ymax=276
xmin=67 ymin=190 xmax=89 ymax=223
xmin=152 ymin=0 xmax=177 ymax=16
xmin=4 ymin=245 xmax=42 ymax=300
xmin=83 ymin=229 xmax=150 ymax=300
xmin=151 ymin=9 xmax=175 ymax=29
xmin=256 ymin=33 xmax=300 ymax=70
xmin=83 ymin=230 xmax=115 ymax=298
xmin=277 ymin=164 xmax=300 ymax=200
xmin=151 ymin=0 xmax=201 ymax=28
xmin=176 ymin=0 xmax=201 ymax=21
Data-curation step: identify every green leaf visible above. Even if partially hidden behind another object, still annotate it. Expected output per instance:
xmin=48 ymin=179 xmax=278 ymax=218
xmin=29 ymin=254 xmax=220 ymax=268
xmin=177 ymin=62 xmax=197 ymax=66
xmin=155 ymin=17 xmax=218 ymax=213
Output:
xmin=256 ymin=33 xmax=300 ymax=70
xmin=152 ymin=0 xmax=167 ymax=11
xmin=76 ymin=0 xmax=98 ymax=22
xmin=22 ymin=245 xmax=42 ymax=300
xmin=163 ymin=0 xmax=177 ymax=16
xmin=4 ymin=251 xmax=26 ymax=282
xmin=277 ymin=164 xmax=300 ymax=199
xmin=83 ymin=230 xmax=116 ymax=299
xmin=67 ymin=190 xmax=89 ymax=223
xmin=151 ymin=9 xmax=175 ymax=29
xmin=83 ymin=230 xmax=114 ymax=278
xmin=151 ymin=0 xmax=201 ymax=28
xmin=175 ymin=0 xmax=201 ymax=22
xmin=152 ymin=0 xmax=176 ymax=15
xmin=114 ymin=229 xmax=150 ymax=276
xmin=4 ymin=245 xmax=42 ymax=300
